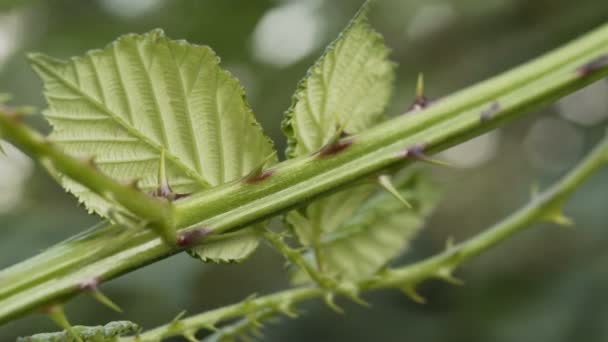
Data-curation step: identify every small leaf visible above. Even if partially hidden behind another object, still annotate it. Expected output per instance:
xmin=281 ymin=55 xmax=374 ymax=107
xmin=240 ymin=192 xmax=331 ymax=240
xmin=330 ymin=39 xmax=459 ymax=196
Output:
xmin=287 ymin=185 xmax=376 ymax=247
xmin=30 ymin=29 xmax=277 ymax=262
xmin=17 ymin=320 xmax=140 ymax=342
xmin=293 ymin=171 xmax=440 ymax=283
xmin=189 ymin=230 xmax=260 ymax=263
xmin=281 ymin=0 xmax=394 ymax=158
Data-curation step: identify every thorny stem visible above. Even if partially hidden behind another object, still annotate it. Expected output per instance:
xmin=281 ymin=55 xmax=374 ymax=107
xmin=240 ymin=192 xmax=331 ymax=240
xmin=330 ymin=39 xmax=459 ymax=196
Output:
xmin=1 ymin=22 xmax=608 ymax=323
xmin=0 ymin=109 xmax=176 ymax=244
xmin=123 ymin=136 xmax=608 ymax=341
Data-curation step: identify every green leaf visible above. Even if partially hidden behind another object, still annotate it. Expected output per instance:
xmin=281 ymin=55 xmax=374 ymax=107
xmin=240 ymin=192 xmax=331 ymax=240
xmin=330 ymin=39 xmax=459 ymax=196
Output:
xmin=282 ymin=1 xmax=395 ymax=252
xmin=281 ymin=1 xmax=394 ymax=158
xmin=286 ymin=185 xmax=375 ymax=246
xmin=293 ymin=171 xmax=440 ymax=283
xmin=189 ymin=230 xmax=260 ymax=263
xmin=17 ymin=320 xmax=140 ymax=342
xmin=29 ymin=29 xmax=276 ymax=262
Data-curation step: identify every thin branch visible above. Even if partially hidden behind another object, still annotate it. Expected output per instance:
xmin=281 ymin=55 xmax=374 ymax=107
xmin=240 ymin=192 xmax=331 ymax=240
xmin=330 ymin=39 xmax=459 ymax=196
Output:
xmin=0 ymin=107 xmax=175 ymax=244
xmin=121 ymin=135 xmax=608 ymax=341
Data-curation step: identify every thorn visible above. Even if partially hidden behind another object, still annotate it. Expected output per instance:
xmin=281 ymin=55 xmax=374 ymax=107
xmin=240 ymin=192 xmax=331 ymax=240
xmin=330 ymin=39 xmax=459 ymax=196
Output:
xmin=79 ymin=278 xmax=123 ymax=313
xmin=176 ymin=227 xmax=211 ymax=248
xmin=542 ymin=209 xmax=574 ymax=227
xmin=323 ymin=292 xmax=344 ymax=314
xmin=243 ymin=152 xmax=277 ymax=184
xmin=316 ymin=121 xmax=354 ymax=158
xmin=378 ymin=174 xmax=412 ymax=208
xmin=405 ymin=73 xmax=432 ymax=113
xmin=247 ymin=314 xmax=264 ymax=328
xmin=336 ymin=282 xmax=370 ymax=307
xmin=248 ymin=317 xmax=264 ymax=338
xmin=445 ymin=236 xmax=455 ymax=250
xmin=416 ymin=73 xmax=424 ymax=102
xmin=172 ymin=192 xmax=192 ymax=200
xmin=480 ymin=101 xmax=500 ymax=122
xmin=317 ymin=139 xmax=353 ymax=158
xmin=530 ymin=182 xmax=540 ymax=199
xmin=156 ymin=149 xmax=172 ymax=199
xmin=201 ymin=323 xmax=219 ymax=332
xmin=183 ymin=331 xmax=200 ymax=342
xmin=577 ymin=55 xmax=608 ymax=77
xmin=436 ymin=268 xmax=465 ymax=286
xmin=46 ymin=305 xmax=83 ymax=342
xmin=277 ymin=302 xmax=299 ymax=318
xmin=398 ymin=144 xmax=453 ymax=167
xmin=91 ymin=289 xmax=123 ymax=313
xmin=246 ymin=293 xmax=258 ymax=302
xmin=346 ymin=292 xmax=370 ymax=307
xmin=401 ymin=284 xmax=426 ymax=304
xmin=172 ymin=310 xmax=188 ymax=323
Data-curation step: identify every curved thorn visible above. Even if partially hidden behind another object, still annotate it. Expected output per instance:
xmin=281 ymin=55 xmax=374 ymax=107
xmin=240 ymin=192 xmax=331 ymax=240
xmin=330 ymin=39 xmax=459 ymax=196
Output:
xmin=243 ymin=151 xmax=277 ymax=184
xmin=437 ymin=268 xmax=465 ymax=286
xmin=416 ymin=73 xmax=424 ymax=102
xmin=323 ymin=293 xmax=344 ymax=314
xmin=47 ymin=305 xmax=83 ymax=342
xmin=183 ymin=331 xmax=200 ymax=342
xmin=277 ymin=303 xmax=299 ymax=318
xmin=172 ymin=310 xmax=187 ymax=323
xmin=378 ymin=174 xmax=412 ymax=208
xmin=401 ymin=285 xmax=426 ymax=304
xmin=445 ymin=236 xmax=455 ymax=250
xmin=156 ymin=148 xmax=172 ymax=198
xmin=91 ymin=289 xmax=123 ymax=313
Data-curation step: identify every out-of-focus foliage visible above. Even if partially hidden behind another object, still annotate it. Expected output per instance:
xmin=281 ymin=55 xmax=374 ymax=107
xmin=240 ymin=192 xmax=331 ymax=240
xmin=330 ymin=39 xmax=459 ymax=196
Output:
xmin=1 ymin=0 xmax=608 ymax=341
xmin=17 ymin=320 xmax=139 ymax=342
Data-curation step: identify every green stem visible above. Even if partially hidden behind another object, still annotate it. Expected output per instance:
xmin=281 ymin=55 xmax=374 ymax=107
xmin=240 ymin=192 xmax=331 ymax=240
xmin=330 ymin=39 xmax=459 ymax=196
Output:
xmin=0 ymin=110 xmax=175 ymax=244
xmin=1 ymin=23 xmax=608 ymax=323
xmin=124 ymin=136 xmax=608 ymax=341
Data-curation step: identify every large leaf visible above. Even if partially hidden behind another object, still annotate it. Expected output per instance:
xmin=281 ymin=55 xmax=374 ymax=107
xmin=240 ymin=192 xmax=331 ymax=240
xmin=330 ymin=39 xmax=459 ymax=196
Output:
xmin=281 ymin=1 xmax=394 ymax=158
xmin=30 ymin=29 xmax=276 ymax=261
xmin=17 ymin=320 xmax=140 ymax=342
xmin=282 ymin=2 xmax=395 ymax=248
xmin=293 ymin=171 xmax=439 ymax=283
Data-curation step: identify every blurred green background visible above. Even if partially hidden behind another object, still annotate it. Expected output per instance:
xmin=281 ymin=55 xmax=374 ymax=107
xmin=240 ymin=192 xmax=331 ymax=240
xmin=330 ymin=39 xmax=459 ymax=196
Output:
xmin=1 ymin=0 xmax=608 ymax=341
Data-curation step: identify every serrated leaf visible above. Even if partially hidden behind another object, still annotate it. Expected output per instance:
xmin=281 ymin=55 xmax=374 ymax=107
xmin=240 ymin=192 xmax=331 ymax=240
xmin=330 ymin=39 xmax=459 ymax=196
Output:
xmin=286 ymin=185 xmax=375 ymax=246
xmin=281 ymin=1 xmax=394 ymax=158
xmin=189 ymin=230 xmax=260 ymax=263
xmin=293 ymin=172 xmax=439 ymax=283
xmin=282 ymin=1 xmax=395 ymax=250
xmin=30 ymin=29 xmax=276 ymax=262
xmin=17 ymin=320 xmax=140 ymax=342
